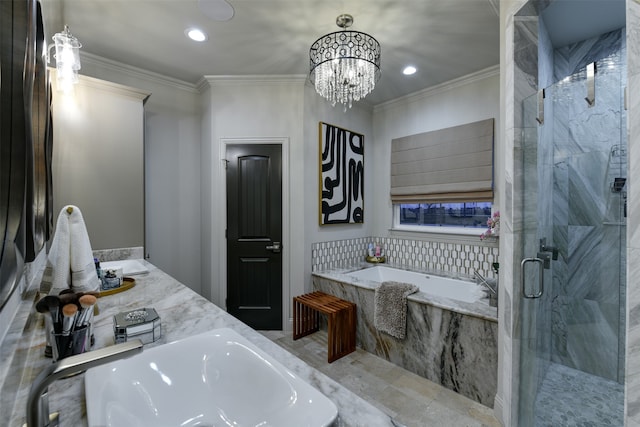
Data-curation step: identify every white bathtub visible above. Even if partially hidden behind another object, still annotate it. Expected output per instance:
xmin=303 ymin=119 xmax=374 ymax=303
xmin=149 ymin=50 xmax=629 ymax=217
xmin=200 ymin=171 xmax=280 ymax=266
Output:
xmin=347 ymin=266 xmax=485 ymax=303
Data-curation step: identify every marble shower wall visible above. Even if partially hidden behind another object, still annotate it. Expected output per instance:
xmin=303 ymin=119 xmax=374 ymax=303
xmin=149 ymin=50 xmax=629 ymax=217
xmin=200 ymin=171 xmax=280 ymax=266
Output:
xmin=311 ymin=236 xmax=499 ymax=279
xmin=548 ymin=30 xmax=626 ymax=383
xmin=625 ymin=0 xmax=640 ymax=423
xmin=511 ymin=18 xmax=628 ymax=426
xmin=509 ymin=8 xmax=543 ymax=425
xmin=502 ymin=1 xmax=639 ymax=425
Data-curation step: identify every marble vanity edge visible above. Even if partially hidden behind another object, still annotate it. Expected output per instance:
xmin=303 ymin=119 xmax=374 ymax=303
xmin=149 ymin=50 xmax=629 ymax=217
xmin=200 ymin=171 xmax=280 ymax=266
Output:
xmin=2 ymin=259 xmax=398 ymax=427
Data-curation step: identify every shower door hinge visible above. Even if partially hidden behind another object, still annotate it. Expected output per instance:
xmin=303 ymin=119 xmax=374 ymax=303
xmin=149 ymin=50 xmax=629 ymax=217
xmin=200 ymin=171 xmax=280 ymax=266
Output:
xmin=585 ymin=62 xmax=596 ymax=107
xmin=536 ymin=89 xmax=545 ymax=125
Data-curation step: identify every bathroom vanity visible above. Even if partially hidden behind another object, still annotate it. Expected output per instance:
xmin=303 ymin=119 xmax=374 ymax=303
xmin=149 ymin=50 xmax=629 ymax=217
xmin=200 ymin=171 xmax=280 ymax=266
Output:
xmin=0 ymin=260 xmax=397 ymax=426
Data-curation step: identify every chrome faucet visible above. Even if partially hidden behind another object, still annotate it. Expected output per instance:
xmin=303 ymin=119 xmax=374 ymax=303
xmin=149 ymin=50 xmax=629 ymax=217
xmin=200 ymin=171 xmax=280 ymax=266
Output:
xmin=474 ymin=270 xmax=498 ymax=308
xmin=26 ymin=340 xmax=143 ymax=427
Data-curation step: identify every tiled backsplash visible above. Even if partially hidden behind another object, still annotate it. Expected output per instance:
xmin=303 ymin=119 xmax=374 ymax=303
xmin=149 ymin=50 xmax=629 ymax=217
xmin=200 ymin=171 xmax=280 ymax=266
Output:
xmin=311 ymin=237 xmax=372 ymax=273
xmin=312 ymin=236 xmax=499 ymax=279
xmin=93 ymin=246 xmax=144 ymax=262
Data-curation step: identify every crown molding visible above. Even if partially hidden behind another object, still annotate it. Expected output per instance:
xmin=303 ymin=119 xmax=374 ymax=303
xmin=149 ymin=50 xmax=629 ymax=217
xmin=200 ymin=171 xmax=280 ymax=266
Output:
xmin=77 ymin=72 xmax=151 ymax=100
xmin=373 ymin=65 xmax=500 ymax=113
xmin=198 ymin=75 xmax=307 ymax=92
xmin=80 ymin=52 xmax=199 ymax=93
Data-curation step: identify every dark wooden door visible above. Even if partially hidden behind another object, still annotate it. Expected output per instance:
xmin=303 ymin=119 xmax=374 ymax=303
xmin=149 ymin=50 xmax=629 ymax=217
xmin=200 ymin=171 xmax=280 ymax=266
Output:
xmin=226 ymin=144 xmax=282 ymax=330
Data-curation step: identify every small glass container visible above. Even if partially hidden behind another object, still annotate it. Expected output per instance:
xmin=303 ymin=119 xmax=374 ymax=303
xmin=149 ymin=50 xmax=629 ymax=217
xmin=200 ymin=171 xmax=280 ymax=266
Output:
xmin=51 ymin=324 xmax=91 ymax=361
xmin=101 ymin=268 xmax=123 ymax=290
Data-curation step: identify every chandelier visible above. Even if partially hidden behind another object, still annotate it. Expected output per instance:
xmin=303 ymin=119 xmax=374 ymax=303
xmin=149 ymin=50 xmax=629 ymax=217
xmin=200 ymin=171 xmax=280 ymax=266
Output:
xmin=50 ymin=25 xmax=82 ymax=91
xmin=309 ymin=14 xmax=381 ymax=110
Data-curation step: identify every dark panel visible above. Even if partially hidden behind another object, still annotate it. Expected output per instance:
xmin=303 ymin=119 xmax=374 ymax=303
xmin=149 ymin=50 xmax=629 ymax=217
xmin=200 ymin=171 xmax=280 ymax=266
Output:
xmin=239 ymin=156 xmax=269 ymax=238
xmin=227 ymin=144 xmax=282 ymax=330
xmin=0 ymin=0 xmax=36 ymax=308
xmin=237 ymin=257 xmax=271 ymax=308
xmin=24 ymin=0 xmax=51 ymax=261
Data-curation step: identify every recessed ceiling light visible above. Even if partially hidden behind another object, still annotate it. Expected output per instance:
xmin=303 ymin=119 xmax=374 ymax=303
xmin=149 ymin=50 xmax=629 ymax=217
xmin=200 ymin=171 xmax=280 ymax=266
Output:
xmin=186 ymin=28 xmax=207 ymax=42
xmin=403 ymin=66 xmax=417 ymax=75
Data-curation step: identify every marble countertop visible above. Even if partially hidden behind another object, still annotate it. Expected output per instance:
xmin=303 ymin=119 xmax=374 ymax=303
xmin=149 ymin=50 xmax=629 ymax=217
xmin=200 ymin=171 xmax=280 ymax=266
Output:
xmin=0 ymin=261 xmax=398 ymax=426
xmin=313 ymin=262 xmax=498 ymax=322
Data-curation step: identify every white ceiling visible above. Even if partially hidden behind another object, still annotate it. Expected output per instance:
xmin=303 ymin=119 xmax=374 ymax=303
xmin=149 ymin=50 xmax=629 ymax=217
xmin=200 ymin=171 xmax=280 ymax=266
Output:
xmin=40 ymin=0 xmax=626 ymax=106
xmin=41 ymin=0 xmax=501 ymax=105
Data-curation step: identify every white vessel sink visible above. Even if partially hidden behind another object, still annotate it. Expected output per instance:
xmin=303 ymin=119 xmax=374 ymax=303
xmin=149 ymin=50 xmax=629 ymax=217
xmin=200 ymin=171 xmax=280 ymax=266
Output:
xmin=85 ymin=328 xmax=338 ymax=427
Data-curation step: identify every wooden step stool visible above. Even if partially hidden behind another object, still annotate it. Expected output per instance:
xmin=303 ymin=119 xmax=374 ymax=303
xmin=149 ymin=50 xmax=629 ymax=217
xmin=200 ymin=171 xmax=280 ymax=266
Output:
xmin=293 ymin=291 xmax=356 ymax=363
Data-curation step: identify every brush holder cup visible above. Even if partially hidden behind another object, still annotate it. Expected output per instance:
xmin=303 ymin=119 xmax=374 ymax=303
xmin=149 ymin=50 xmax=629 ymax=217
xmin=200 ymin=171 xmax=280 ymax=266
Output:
xmin=51 ymin=324 xmax=91 ymax=361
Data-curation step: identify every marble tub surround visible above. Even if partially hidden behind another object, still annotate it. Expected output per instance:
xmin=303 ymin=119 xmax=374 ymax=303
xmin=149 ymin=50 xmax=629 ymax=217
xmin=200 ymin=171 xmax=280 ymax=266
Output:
xmin=317 ymin=263 xmax=498 ymax=322
xmin=1 ymin=261 xmax=397 ymax=426
xmin=313 ymin=265 xmax=498 ymax=407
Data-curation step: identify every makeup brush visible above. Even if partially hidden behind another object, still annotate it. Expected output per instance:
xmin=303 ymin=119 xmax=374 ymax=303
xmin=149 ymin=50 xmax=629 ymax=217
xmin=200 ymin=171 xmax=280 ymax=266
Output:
xmin=35 ymin=295 xmax=62 ymax=358
xmin=35 ymin=295 xmax=62 ymax=333
xmin=46 ymin=295 xmax=60 ymax=320
xmin=35 ymin=294 xmax=57 ymax=314
xmin=75 ymin=294 xmax=97 ymax=328
xmin=77 ymin=290 xmax=100 ymax=298
xmin=61 ymin=304 xmax=78 ymax=336
xmin=47 ymin=296 xmax=61 ymax=334
xmin=58 ymin=292 xmax=79 ymax=308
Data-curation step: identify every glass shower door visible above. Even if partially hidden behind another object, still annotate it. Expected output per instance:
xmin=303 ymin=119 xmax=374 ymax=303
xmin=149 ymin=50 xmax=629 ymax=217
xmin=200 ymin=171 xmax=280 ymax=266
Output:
xmin=519 ymin=54 xmax=626 ymax=426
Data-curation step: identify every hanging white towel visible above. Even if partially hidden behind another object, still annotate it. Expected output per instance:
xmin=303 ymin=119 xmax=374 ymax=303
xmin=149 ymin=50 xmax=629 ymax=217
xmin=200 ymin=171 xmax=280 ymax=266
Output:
xmin=40 ymin=205 xmax=101 ymax=294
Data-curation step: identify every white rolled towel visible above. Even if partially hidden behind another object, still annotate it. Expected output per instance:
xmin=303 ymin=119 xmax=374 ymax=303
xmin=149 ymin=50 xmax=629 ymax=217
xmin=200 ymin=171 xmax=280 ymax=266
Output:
xmin=40 ymin=205 xmax=101 ymax=294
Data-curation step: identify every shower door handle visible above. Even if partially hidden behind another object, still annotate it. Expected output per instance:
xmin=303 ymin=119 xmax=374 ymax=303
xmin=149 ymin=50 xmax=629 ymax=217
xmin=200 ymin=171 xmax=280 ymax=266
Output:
xmin=521 ymin=257 xmax=544 ymax=299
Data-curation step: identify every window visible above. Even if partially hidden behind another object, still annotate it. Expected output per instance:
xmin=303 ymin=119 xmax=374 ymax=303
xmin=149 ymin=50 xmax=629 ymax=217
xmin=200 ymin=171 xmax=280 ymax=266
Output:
xmin=390 ymin=119 xmax=495 ymax=234
xmin=396 ymin=202 xmax=492 ymax=228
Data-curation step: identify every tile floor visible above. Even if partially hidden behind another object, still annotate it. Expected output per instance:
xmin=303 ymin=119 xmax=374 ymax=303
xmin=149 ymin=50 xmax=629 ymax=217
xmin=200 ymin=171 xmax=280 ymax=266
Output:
xmin=534 ymin=362 xmax=624 ymax=427
xmin=261 ymin=330 xmax=502 ymax=427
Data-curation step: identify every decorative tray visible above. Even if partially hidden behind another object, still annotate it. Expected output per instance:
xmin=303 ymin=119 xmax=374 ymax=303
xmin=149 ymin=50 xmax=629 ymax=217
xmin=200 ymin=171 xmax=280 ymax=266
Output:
xmin=365 ymin=256 xmax=386 ymax=264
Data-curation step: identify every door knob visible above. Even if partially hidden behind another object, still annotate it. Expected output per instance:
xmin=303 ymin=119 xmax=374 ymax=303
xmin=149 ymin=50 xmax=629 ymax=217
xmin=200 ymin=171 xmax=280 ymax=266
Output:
xmin=266 ymin=242 xmax=281 ymax=253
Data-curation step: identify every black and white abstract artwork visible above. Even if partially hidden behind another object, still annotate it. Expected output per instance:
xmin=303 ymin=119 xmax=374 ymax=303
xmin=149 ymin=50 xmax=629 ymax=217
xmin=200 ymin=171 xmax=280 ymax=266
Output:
xmin=319 ymin=122 xmax=364 ymax=225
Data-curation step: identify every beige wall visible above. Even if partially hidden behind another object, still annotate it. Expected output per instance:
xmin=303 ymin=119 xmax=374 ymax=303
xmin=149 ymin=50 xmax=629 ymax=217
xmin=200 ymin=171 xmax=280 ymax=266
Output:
xmin=371 ymin=67 xmax=500 ymax=237
xmin=51 ymin=73 xmax=149 ymax=251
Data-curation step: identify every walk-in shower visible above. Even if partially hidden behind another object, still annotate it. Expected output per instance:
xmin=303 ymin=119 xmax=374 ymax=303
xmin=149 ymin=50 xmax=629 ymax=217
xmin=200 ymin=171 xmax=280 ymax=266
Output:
xmin=519 ymin=25 xmax=627 ymax=427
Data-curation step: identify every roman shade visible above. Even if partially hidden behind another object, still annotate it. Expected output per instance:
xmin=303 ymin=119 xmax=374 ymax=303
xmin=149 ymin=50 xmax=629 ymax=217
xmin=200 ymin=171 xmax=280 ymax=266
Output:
xmin=390 ymin=118 xmax=494 ymax=203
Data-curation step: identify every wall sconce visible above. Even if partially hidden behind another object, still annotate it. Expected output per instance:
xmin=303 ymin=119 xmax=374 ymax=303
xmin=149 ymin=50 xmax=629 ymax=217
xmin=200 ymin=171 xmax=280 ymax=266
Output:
xmin=48 ymin=25 xmax=82 ymax=92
